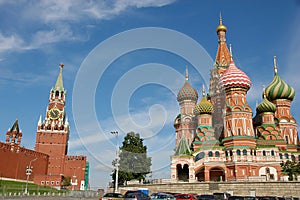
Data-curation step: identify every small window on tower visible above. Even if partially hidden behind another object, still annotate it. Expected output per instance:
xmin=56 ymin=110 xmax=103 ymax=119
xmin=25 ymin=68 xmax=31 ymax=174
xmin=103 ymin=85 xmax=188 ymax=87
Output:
xmin=271 ymin=150 xmax=275 ymax=156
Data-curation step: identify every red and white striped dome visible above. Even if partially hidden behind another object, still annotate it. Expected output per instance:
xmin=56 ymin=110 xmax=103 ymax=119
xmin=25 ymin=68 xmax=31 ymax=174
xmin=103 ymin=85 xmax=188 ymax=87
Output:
xmin=219 ymin=60 xmax=251 ymax=91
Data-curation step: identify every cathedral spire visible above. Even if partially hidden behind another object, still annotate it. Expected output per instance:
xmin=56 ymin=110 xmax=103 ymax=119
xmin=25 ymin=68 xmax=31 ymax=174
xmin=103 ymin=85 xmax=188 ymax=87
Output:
xmin=185 ymin=66 xmax=189 ymax=81
xmin=202 ymin=84 xmax=206 ymax=97
xmin=55 ymin=63 xmax=64 ymax=92
xmin=229 ymin=44 xmax=233 ymax=61
xmin=215 ymin=14 xmax=231 ymax=69
xmin=216 ymin=11 xmax=227 ymax=33
xmin=273 ymin=56 xmax=278 ymax=74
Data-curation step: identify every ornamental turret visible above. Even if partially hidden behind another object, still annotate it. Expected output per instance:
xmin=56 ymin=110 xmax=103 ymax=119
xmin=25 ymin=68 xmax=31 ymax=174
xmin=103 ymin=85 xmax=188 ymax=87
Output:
xmin=264 ymin=57 xmax=298 ymax=147
xmin=175 ymin=67 xmax=198 ymax=147
xmin=219 ymin=47 xmax=255 ymax=148
xmin=265 ymin=57 xmax=295 ymax=101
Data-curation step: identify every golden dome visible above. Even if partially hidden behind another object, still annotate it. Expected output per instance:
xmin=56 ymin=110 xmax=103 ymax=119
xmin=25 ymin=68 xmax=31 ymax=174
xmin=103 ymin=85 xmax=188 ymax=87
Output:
xmin=216 ymin=24 xmax=227 ymax=33
xmin=216 ymin=13 xmax=227 ymax=33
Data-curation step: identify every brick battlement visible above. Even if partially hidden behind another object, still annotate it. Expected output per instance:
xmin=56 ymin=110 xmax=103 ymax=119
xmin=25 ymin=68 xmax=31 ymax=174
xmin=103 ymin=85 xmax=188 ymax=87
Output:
xmin=0 ymin=142 xmax=48 ymax=181
xmin=0 ymin=142 xmax=48 ymax=159
xmin=66 ymin=155 xmax=86 ymax=161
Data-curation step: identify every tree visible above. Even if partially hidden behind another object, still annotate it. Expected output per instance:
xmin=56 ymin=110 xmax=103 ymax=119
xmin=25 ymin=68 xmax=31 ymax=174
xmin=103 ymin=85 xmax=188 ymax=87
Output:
xmin=61 ymin=176 xmax=71 ymax=188
xmin=111 ymin=132 xmax=152 ymax=186
xmin=280 ymin=160 xmax=300 ymax=181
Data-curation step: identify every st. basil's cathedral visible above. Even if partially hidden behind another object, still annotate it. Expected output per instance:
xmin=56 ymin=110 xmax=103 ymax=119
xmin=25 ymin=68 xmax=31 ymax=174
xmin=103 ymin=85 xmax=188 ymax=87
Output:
xmin=171 ymin=17 xmax=299 ymax=182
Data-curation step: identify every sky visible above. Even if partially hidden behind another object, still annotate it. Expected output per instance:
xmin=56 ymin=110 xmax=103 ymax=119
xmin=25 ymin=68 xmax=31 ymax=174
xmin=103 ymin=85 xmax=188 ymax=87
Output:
xmin=0 ymin=0 xmax=300 ymax=190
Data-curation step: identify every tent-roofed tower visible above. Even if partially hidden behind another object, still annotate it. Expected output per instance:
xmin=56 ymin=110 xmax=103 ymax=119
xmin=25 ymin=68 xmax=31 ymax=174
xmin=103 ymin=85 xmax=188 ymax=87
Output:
xmin=6 ymin=119 xmax=22 ymax=152
xmin=209 ymin=13 xmax=231 ymax=141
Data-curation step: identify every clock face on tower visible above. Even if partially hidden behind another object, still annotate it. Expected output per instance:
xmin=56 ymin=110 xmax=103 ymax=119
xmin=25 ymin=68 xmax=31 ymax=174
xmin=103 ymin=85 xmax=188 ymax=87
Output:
xmin=48 ymin=108 xmax=60 ymax=120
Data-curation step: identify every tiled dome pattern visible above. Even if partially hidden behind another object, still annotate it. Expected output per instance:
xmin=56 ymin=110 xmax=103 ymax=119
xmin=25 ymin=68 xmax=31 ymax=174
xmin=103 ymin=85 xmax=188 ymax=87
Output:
xmin=219 ymin=60 xmax=251 ymax=91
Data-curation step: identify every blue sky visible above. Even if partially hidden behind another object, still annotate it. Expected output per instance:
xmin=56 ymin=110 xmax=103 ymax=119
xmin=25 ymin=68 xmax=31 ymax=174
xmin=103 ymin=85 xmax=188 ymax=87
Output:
xmin=0 ymin=0 xmax=300 ymax=190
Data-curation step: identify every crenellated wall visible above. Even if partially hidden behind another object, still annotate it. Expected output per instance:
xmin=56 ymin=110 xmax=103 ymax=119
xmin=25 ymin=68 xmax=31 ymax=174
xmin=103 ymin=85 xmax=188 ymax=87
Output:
xmin=0 ymin=142 xmax=48 ymax=181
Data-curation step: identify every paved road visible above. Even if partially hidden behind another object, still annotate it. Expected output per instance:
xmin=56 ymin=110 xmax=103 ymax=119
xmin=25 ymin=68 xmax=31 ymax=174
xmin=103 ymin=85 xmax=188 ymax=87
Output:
xmin=0 ymin=197 xmax=99 ymax=200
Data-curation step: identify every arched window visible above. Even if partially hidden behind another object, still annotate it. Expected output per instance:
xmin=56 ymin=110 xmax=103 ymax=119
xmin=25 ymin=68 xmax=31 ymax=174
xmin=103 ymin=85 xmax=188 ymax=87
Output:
xmin=230 ymin=150 xmax=233 ymax=156
xmin=298 ymin=155 xmax=300 ymax=161
xmin=195 ymin=152 xmax=205 ymax=162
xmin=208 ymin=151 xmax=213 ymax=157
xmin=279 ymin=153 xmax=283 ymax=159
xmin=262 ymin=150 xmax=266 ymax=156
xmin=291 ymin=155 xmax=295 ymax=161
xmin=250 ymin=150 xmax=253 ymax=155
xmin=285 ymin=153 xmax=289 ymax=159
xmin=225 ymin=151 xmax=228 ymax=157
xmin=242 ymin=149 xmax=247 ymax=156
xmin=271 ymin=150 xmax=275 ymax=156
xmin=236 ymin=150 xmax=241 ymax=156
xmin=215 ymin=151 xmax=220 ymax=157
xmin=254 ymin=150 xmax=257 ymax=156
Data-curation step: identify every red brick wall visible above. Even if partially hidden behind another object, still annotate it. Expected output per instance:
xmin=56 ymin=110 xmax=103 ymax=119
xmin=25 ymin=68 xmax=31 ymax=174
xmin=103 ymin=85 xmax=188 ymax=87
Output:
xmin=0 ymin=142 xmax=48 ymax=181
xmin=63 ymin=156 xmax=87 ymax=190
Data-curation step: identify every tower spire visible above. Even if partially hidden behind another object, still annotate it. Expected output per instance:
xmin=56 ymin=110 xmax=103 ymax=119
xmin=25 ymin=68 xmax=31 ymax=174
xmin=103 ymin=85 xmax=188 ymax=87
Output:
xmin=216 ymin=11 xmax=227 ymax=33
xmin=55 ymin=63 xmax=64 ymax=92
xmin=202 ymin=84 xmax=206 ymax=97
xmin=229 ymin=44 xmax=233 ymax=61
xmin=273 ymin=56 xmax=278 ymax=74
xmin=185 ymin=66 xmax=189 ymax=81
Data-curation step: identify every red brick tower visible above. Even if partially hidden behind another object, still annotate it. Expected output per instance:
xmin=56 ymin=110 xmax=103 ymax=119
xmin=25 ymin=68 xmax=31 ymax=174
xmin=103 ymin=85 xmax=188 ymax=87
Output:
xmin=209 ymin=14 xmax=231 ymax=140
xmin=35 ymin=64 xmax=69 ymax=175
xmin=175 ymin=67 xmax=199 ymax=147
xmin=264 ymin=56 xmax=299 ymax=150
xmin=219 ymin=50 xmax=256 ymax=148
xmin=34 ymin=64 xmax=88 ymax=190
xmin=6 ymin=119 xmax=22 ymax=152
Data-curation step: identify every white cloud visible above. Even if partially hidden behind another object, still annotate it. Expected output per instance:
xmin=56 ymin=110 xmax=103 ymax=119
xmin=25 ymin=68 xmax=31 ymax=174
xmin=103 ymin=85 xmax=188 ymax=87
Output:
xmin=0 ymin=33 xmax=25 ymax=53
xmin=0 ymin=0 xmax=177 ymax=54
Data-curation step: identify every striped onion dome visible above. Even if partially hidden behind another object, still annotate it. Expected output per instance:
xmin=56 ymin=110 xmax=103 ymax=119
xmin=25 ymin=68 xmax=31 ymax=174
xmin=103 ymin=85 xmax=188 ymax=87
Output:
xmin=177 ymin=67 xmax=198 ymax=102
xmin=265 ymin=58 xmax=295 ymax=101
xmin=256 ymin=94 xmax=276 ymax=114
xmin=194 ymin=95 xmax=213 ymax=115
xmin=177 ymin=81 xmax=198 ymax=102
xmin=219 ymin=59 xmax=251 ymax=91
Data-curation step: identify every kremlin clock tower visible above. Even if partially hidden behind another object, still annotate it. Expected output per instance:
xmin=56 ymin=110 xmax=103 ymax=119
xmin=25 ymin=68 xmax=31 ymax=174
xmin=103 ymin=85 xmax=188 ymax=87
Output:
xmin=34 ymin=64 xmax=89 ymax=190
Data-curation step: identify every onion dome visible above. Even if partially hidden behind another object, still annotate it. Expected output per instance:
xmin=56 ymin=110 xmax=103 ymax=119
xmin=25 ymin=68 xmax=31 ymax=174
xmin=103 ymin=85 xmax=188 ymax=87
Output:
xmin=265 ymin=56 xmax=295 ymax=101
xmin=216 ymin=12 xmax=227 ymax=33
xmin=256 ymin=92 xmax=276 ymax=114
xmin=177 ymin=67 xmax=198 ymax=102
xmin=194 ymin=85 xmax=213 ymax=115
xmin=219 ymin=59 xmax=251 ymax=91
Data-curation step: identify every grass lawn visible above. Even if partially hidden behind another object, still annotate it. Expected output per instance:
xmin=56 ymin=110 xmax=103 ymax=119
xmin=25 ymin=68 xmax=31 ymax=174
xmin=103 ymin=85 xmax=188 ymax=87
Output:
xmin=0 ymin=179 xmax=68 ymax=195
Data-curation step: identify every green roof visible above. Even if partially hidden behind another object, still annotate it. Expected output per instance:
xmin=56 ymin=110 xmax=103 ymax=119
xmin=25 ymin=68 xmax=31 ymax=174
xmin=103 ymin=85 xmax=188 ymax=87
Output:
xmin=54 ymin=64 xmax=64 ymax=92
xmin=174 ymin=137 xmax=192 ymax=156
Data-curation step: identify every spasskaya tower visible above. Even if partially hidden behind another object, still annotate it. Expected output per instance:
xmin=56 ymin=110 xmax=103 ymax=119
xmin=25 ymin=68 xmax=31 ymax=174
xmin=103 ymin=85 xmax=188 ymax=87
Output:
xmin=34 ymin=64 xmax=88 ymax=190
xmin=35 ymin=64 xmax=69 ymax=174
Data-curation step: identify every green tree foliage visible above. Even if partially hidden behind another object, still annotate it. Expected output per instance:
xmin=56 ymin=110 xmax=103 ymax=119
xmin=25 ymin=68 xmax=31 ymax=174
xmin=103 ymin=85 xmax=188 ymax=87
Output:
xmin=280 ymin=160 xmax=300 ymax=181
xmin=111 ymin=132 xmax=152 ymax=186
xmin=61 ymin=176 xmax=71 ymax=187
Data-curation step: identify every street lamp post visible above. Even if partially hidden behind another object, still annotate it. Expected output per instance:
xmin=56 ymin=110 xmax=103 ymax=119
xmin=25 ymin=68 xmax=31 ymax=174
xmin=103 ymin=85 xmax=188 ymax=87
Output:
xmin=25 ymin=158 xmax=37 ymax=194
xmin=111 ymin=131 xmax=120 ymax=193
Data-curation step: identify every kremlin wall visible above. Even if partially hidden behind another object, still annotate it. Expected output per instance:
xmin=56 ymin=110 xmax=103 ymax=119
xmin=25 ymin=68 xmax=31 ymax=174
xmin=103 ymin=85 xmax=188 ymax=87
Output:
xmin=0 ymin=64 xmax=89 ymax=191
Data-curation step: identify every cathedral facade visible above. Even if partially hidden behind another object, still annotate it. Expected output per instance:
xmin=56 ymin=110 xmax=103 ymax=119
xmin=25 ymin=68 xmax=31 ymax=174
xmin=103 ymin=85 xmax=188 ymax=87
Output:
xmin=171 ymin=17 xmax=299 ymax=182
